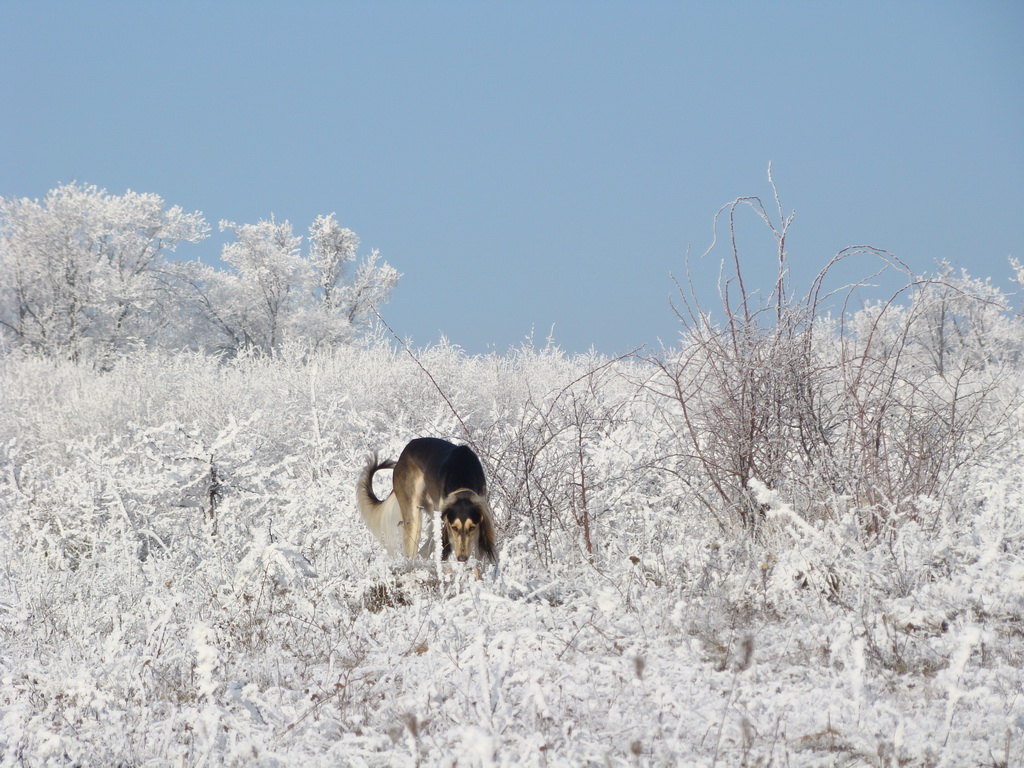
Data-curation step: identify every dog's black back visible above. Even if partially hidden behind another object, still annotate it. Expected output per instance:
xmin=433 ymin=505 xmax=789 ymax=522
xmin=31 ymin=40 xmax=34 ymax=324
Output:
xmin=396 ymin=437 xmax=486 ymax=496
xmin=439 ymin=444 xmax=487 ymax=496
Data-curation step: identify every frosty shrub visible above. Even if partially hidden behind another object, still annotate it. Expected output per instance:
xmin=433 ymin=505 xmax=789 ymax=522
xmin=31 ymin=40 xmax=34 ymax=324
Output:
xmin=470 ymin=348 xmax=653 ymax=566
xmin=645 ymin=174 xmax=1021 ymax=546
xmin=2 ymin=338 xmax=1022 ymax=766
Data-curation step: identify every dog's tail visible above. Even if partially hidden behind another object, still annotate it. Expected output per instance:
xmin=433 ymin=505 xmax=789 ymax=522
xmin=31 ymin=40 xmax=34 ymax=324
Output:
xmin=356 ymin=453 xmax=402 ymax=555
xmin=357 ymin=453 xmax=396 ymax=506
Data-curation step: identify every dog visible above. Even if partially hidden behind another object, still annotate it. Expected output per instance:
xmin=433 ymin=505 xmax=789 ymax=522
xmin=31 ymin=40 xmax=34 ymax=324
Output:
xmin=356 ymin=437 xmax=497 ymax=565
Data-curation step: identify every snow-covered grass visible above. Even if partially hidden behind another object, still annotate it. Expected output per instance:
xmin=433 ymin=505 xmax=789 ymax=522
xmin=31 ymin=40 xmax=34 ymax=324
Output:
xmin=1 ymin=340 xmax=1023 ymax=767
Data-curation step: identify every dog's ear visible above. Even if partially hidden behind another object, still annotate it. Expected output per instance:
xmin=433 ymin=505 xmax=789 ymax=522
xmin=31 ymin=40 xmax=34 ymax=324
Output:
xmin=441 ymin=526 xmax=452 ymax=560
xmin=476 ymin=500 xmax=498 ymax=563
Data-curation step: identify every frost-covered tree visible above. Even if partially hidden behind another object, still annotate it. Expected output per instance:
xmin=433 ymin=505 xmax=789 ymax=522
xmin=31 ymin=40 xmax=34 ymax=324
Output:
xmin=0 ymin=183 xmax=209 ymax=361
xmin=195 ymin=217 xmax=309 ymax=355
xmin=187 ymin=214 xmax=399 ymax=356
xmin=1 ymin=183 xmax=400 ymax=361
xmin=907 ymin=261 xmax=1016 ymax=374
xmin=308 ymin=213 xmax=359 ymax=309
xmin=304 ymin=214 xmax=399 ymax=347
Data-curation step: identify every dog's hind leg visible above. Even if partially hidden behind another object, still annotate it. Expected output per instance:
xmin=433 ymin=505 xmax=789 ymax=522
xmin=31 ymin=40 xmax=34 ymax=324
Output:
xmin=397 ymin=505 xmax=417 ymax=561
xmin=395 ymin=471 xmax=428 ymax=559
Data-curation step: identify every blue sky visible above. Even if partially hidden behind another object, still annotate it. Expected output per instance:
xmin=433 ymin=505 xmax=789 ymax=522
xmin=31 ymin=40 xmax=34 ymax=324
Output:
xmin=3 ymin=1 xmax=1022 ymax=354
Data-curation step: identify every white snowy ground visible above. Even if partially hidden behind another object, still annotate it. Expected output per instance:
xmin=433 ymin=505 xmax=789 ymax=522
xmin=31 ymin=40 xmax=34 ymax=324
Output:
xmin=1 ymin=349 xmax=1022 ymax=766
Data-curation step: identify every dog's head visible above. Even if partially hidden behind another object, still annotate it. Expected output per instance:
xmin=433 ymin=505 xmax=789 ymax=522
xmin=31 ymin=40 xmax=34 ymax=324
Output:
xmin=442 ymin=493 xmax=483 ymax=562
xmin=441 ymin=490 xmax=497 ymax=563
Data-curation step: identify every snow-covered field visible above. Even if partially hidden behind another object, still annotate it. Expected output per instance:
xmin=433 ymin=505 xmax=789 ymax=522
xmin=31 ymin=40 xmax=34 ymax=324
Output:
xmin=2 ymin=338 xmax=1023 ymax=767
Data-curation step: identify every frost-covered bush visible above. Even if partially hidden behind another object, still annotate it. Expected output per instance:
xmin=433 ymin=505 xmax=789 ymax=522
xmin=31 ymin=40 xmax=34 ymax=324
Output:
xmin=2 ymin=328 xmax=1023 ymax=766
xmin=648 ymin=180 xmax=1023 ymax=550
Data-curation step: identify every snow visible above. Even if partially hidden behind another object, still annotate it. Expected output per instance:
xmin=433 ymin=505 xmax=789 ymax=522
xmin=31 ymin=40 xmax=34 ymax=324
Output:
xmin=1 ymin=341 xmax=1022 ymax=766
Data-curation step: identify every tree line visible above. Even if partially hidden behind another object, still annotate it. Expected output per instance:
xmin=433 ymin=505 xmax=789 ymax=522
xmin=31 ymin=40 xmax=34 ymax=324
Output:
xmin=0 ymin=182 xmax=399 ymax=364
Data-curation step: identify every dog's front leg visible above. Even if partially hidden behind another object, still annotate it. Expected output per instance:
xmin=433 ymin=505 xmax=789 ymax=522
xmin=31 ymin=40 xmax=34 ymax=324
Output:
xmin=403 ymin=506 xmax=423 ymax=559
